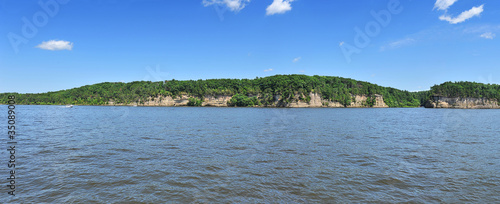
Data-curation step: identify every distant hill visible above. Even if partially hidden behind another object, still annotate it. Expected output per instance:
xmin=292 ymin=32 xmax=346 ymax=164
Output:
xmin=1 ymin=75 xmax=430 ymax=107
xmin=428 ymin=81 xmax=500 ymax=101
xmin=424 ymin=81 xmax=500 ymax=109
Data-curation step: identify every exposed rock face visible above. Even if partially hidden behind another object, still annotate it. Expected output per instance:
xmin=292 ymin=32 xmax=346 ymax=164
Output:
xmin=109 ymin=95 xmax=187 ymax=106
xmin=425 ymin=96 xmax=500 ymax=109
xmin=287 ymin=93 xmax=388 ymax=108
xmin=109 ymin=95 xmax=232 ymax=107
xmin=286 ymin=93 xmax=341 ymax=108
xmin=109 ymin=93 xmax=389 ymax=108
xmin=202 ymin=95 xmax=233 ymax=107
xmin=352 ymin=94 xmax=388 ymax=108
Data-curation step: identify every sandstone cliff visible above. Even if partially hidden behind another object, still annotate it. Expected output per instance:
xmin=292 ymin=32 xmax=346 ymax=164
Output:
xmin=108 ymin=95 xmax=233 ymax=107
xmin=424 ymin=96 xmax=500 ymax=109
xmin=109 ymin=93 xmax=389 ymax=108
xmin=286 ymin=93 xmax=388 ymax=108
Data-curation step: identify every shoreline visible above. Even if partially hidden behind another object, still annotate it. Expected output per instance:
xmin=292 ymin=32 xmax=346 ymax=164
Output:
xmin=6 ymin=104 xmax=500 ymax=109
xmin=0 ymin=104 xmax=455 ymax=109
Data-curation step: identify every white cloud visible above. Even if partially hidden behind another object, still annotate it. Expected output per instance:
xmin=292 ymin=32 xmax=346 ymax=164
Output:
xmin=480 ymin=32 xmax=495 ymax=39
xmin=439 ymin=5 xmax=484 ymax=24
xmin=266 ymin=0 xmax=293 ymax=16
xmin=434 ymin=0 xmax=458 ymax=11
xmin=264 ymin=68 xmax=273 ymax=72
xmin=380 ymin=38 xmax=415 ymax=51
xmin=292 ymin=57 xmax=301 ymax=63
xmin=35 ymin=40 xmax=73 ymax=51
xmin=202 ymin=0 xmax=250 ymax=12
xmin=339 ymin=41 xmax=344 ymax=46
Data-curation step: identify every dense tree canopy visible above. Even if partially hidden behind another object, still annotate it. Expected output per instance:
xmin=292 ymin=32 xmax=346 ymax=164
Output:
xmin=428 ymin=81 xmax=500 ymax=101
xmin=0 ymin=75 xmax=431 ymax=107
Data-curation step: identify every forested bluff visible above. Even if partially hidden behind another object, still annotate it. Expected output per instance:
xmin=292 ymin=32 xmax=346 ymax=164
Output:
xmin=1 ymin=75 xmax=499 ymax=108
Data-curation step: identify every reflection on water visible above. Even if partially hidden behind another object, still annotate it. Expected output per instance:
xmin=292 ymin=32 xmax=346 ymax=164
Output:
xmin=3 ymin=106 xmax=500 ymax=203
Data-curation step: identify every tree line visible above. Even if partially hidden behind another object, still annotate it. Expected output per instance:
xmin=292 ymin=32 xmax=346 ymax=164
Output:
xmin=0 ymin=75 xmax=439 ymax=107
xmin=428 ymin=81 xmax=500 ymax=101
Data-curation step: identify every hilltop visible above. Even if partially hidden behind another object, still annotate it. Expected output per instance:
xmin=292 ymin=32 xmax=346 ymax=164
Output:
xmin=425 ymin=81 xmax=500 ymax=109
xmin=3 ymin=75 xmax=499 ymax=108
xmin=0 ymin=75 xmax=428 ymax=108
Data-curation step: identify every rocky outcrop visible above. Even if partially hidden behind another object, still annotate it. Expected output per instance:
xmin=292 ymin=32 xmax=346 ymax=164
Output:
xmin=284 ymin=93 xmax=341 ymax=108
xmin=108 ymin=95 xmax=232 ymax=107
xmin=425 ymin=96 xmax=500 ymax=109
xmin=287 ymin=93 xmax=388 ymax=108
xmin=202 ymin=95 xmax=233 ymax=107
xmin=351 ymin=94 xmax=388 ymax=108
xmin=109 ymin=93 xmax=389 ymax=108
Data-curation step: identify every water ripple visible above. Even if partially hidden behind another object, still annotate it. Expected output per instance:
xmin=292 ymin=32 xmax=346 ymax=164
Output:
xmin=4 ymin=106 xmax=500 ymax=203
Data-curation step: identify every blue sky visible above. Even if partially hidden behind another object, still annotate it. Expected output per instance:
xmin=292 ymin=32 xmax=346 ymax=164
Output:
xmin=1 ymin=0 xmax=499 ymax=93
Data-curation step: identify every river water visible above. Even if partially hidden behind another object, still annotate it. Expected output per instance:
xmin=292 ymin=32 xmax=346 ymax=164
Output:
xmin=2 ymin=105 xmax=500 ymax=203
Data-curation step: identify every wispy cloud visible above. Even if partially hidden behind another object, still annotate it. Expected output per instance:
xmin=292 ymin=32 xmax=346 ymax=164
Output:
xmin=266 ymin=0 xmax=293 ymax=16
xmin=35 ymin=40 xmax=73 ymax=51
xmin=480 ymin=32 xmax=495 ymax=39
xmin=439 ymin=4 xmax=484 ymax=24
xmin=380 ymin=38 xmax=415 ymax=51
xmin=292 ymin=57 xmax=301 ymax=63
xmin=202 ymin=0 xmax=250 ymax=12
xmin=434 ymin=0 xmax=458 ymax=11
xmin=264 ymin=68 xmax=273 ymax=72
xmin=375 ymin=24 xmax=496 ymax=50
xmin=463 ymin=24 xmax=497 ymax=33
xmin=339 ymin=41 xmax=344 ymax=46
